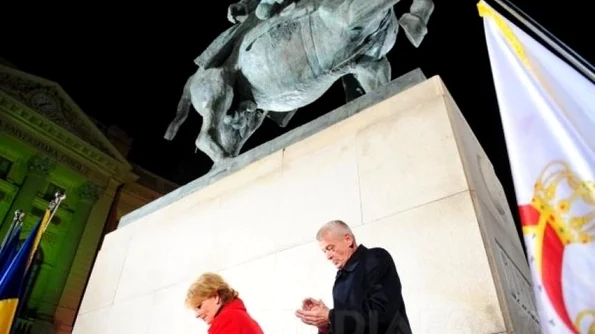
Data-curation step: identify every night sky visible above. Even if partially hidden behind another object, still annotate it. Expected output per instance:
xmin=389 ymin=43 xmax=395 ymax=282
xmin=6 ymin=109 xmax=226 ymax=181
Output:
xmin=2 ymin=1 xmax=592 ymax=229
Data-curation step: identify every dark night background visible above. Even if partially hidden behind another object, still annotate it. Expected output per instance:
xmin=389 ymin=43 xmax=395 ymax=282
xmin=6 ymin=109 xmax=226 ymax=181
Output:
xmin=1 ymin=0 xmax=592 ymax=230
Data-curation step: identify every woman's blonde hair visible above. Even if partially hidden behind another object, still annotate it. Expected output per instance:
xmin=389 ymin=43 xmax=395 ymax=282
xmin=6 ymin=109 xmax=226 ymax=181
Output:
xmin=185 ymin=272 xmax=239 ymax=309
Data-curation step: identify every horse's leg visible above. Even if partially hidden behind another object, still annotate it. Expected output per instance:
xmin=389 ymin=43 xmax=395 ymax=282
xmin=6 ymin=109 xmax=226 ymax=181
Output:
xmin=399 ymin=0 xmax=434 ymax=47
xmin=217 ymin=99 xmax=270 ymax=156
xmin=196 ymin=112 xmax=231 ymax=164
xmin=341 ymin=74 xmax=365 ymax=103
xmin=235 ymin=108 xmax=269 ymax=153
xmin=164 ymin=75 xmax=193 ymax=140
xmin=267 ymin=109 xmax=297 ymax=127
xmin=409 ymin=0 xmax=434 ymax=26
xmin=189 ymin=68 xmax=236 ymax=165
xmin=206 ymin=107 xmax=270 ymax=173
xmin=342 ymin=56 xmax=391 ymax=101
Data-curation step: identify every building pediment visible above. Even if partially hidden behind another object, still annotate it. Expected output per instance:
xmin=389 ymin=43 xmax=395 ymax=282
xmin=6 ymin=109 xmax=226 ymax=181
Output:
xmin=0 ymin=64 xmax=129 ymax=166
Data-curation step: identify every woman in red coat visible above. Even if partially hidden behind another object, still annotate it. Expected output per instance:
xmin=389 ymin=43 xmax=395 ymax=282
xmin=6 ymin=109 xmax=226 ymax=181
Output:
xmin=185 ymin=272 xmax=264 ymax=334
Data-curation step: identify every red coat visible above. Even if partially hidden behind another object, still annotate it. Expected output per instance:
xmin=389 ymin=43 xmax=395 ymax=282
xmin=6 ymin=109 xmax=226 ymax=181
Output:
xmin=208 ymin=298 xmax=264 ymax=334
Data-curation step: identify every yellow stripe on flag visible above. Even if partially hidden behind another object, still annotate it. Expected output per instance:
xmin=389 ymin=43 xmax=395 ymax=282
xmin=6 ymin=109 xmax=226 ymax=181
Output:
xmin=27 ymin=209 xmax=51 ymax=270
xmin=478 ymin=0 xmax=593 ymax=153
xmin=477 ymin=1 xmax=530 ymax=67
xmin=0 ymin=299 xmax=19 ymax=334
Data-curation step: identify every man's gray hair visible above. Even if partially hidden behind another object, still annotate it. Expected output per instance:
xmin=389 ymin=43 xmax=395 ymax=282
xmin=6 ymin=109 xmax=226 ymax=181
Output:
xmin=316 ymin=220 xmax=356 ymax=241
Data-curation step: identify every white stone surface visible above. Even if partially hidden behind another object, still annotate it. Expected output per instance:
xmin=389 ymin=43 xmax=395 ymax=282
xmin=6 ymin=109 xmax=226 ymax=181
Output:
xmin=74 ymin=76 xmax=539 ymax=333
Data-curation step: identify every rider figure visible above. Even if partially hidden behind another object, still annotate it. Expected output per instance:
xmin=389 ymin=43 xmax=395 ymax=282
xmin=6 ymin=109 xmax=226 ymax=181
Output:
xmin=226 ymin=0 xmax=433 ymax=47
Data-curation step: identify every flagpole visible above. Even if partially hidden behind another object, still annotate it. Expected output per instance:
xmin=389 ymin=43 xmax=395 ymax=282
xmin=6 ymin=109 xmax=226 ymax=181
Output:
xmin=47 ymin=192 xmax=66 ymax=230
xmin=488 ymin=0 xmax=595 ymax=83
xmin=0 ymin=211 xmax=24 ymax=252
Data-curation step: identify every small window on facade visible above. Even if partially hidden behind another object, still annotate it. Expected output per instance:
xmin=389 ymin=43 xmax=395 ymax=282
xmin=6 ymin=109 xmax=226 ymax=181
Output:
xmin=44 ymin=183 xmax=66 ymax=202
xmin=0 ymin=156 xmax=13 ymax=180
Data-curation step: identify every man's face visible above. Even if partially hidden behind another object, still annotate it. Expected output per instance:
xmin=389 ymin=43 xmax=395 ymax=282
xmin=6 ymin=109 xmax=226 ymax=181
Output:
xmin=318 ymin=230 xmax=354 ymax=269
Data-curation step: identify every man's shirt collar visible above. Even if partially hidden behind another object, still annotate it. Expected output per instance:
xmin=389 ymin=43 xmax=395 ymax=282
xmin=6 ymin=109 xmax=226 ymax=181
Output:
xmin=339 ymin=244 xmax=367 ymax=275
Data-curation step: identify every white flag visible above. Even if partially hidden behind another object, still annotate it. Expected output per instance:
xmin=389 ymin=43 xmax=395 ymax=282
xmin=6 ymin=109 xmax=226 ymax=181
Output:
xmin=478 ymin=1 xmax=595 ymax=333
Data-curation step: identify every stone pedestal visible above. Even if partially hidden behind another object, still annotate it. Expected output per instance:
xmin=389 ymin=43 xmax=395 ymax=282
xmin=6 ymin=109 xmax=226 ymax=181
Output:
xmin=73 ymin=71 xmax=541 ymax=334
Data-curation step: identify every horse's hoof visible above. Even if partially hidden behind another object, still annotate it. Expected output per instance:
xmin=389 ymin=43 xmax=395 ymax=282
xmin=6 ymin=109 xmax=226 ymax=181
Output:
xmin=256 ymin=3 xmax=273 ymax=20
xmin=239 ymin=100 xmax=257 ymax=113
xmin=399 ymin=13 xmax=428 ymax=48
xmin=208 ymin=159 xmax=234 ymax=177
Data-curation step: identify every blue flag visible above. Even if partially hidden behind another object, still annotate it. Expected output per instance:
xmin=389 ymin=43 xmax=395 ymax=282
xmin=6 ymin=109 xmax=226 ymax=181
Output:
xmin=0 ymin=216 xmax=44 ymax=334
xmin=0 ymin=225 xmax=22 ymax=277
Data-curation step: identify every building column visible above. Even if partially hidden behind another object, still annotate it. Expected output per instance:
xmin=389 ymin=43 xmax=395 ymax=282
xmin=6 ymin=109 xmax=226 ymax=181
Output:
xmin=55 ymin=179 xmax=120 ymax=333
xmin=0 ymin=154 xmax=55 ymax=239
xmin=36 ymin=182 xmax=100 ymax=323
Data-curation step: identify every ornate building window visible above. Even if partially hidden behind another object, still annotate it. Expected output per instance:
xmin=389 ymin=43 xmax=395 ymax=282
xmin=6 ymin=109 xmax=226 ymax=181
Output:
xmin=43 ymin=183 xmax=65 ymax=202
xmin=0 ymin=156 xmax=12 ymax=180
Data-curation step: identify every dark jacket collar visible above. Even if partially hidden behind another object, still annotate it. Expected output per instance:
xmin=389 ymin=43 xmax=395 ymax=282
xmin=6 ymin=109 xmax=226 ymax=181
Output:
xmin=341 ymin=244 xmax=367 ymax=273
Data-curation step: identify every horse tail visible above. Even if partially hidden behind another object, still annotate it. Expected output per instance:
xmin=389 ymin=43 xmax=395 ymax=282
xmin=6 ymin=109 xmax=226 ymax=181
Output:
xmin=164 ymin=75 xmax=193 ymax=140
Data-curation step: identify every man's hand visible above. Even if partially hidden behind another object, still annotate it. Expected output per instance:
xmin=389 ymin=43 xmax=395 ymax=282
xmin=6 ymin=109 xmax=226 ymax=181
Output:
xmin=301 ymin=297 xmax=319 ymax=311
xmin=295 ymin=299 xmax=330 ymax=328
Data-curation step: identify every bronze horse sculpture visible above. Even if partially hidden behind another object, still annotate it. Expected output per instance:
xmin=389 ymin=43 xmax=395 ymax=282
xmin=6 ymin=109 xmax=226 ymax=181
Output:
xmin=164 ymin=0 xmax=434 ymax=169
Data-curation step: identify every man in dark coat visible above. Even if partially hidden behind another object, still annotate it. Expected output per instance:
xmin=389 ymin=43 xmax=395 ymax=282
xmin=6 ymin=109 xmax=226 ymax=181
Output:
xmin=295 ymin=220 xmax=412 ymax=334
